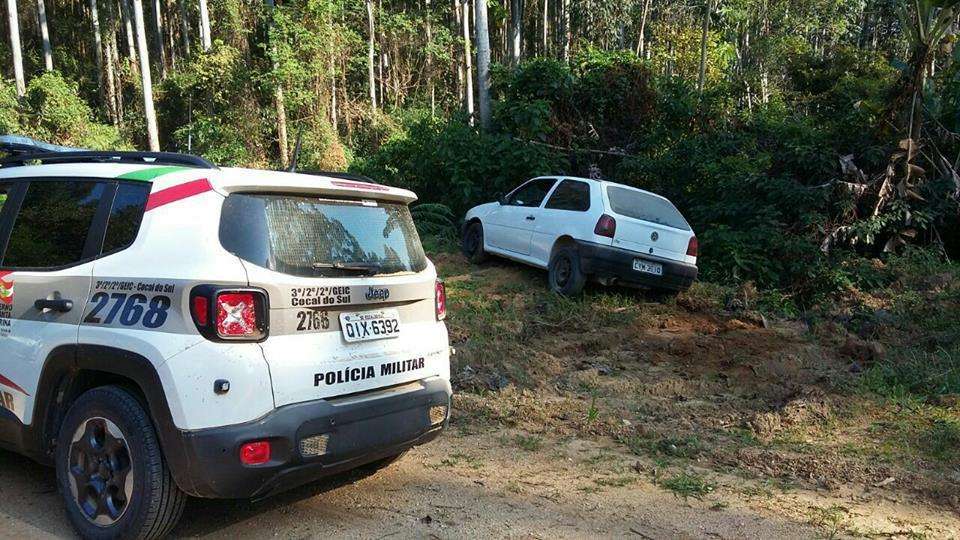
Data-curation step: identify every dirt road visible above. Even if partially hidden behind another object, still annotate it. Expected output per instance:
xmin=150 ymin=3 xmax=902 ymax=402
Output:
xmin=1 ymin=430 xmax=826 ymax=540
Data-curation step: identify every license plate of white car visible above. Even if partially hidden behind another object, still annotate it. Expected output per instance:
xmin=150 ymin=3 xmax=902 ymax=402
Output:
xmin=339 ymin=309 xmax=401 ymax=343
xmin=633 ymin=259 xmax=663 ymax=276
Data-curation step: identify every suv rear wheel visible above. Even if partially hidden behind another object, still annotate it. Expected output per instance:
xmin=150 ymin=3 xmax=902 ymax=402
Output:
xmin=461 ymin=222 xmax=488 ymax=264
xmin=56 ymin=386 xmax=186 ymax=540
xmin=549 ymin=246 xmax=587 ymax=296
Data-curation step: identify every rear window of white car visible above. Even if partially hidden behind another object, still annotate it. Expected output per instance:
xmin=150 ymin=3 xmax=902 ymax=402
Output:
xmin=220 ymin=194 xmax=427 ymax=277
xmin=606 ymin=186 xmax=691 ymax=231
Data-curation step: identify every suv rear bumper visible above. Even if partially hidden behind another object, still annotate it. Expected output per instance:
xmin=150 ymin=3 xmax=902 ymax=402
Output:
xmin=577 ymin=241 xmax=697 ymax=291
xmin=166 ymin=377 xmax=452 ymax=499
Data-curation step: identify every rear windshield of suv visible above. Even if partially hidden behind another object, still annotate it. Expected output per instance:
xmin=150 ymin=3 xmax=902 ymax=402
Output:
xmin=220 ymin=193 xmax=427 ymax=277
xmin=606 ymin=186 xmax=691 ymax=231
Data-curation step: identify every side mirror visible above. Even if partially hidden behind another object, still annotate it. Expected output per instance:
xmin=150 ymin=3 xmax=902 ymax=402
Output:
xmin=496 ymin=192 xmax=507 ymax=205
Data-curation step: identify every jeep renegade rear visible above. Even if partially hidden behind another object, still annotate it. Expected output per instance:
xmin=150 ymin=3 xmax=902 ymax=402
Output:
xmin=0 ymin=146 xmax=451 ymax=539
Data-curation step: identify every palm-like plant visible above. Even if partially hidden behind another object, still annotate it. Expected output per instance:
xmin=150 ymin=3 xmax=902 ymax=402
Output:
xmin=895 ymin=0 xmax=960 ymax=138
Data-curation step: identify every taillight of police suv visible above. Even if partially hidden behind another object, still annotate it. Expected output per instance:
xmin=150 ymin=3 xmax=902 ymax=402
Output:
xmin=435 ymin=280 xmax=447 ymax=321
xmin=190 ymin=286 xmax=269 ymax=341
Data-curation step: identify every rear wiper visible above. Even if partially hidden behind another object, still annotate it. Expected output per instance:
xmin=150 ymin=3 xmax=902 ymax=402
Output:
xmin=312 ymin=261 xmax=382 ymax=274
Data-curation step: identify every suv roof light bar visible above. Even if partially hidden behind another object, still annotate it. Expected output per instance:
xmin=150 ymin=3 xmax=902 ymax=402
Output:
xmin=0 ymin=150 xmax=218 ymax=170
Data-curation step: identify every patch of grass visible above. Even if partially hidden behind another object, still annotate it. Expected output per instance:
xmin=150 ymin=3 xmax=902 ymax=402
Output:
xmin=921 ymin=417 xmax=960 ymax=461
xmin=581 ymin=451 xmax=615 ymax=466
xmin=725 ymin=427 xmax=760 ymax=448
xmin=586 ymin=394 xmax=601 ymax=423
xmin=659 ymin=471 xmax=716 ymax=501
xmin=808 ymin=504 xmax=849 ymax=539
xmin=422 ymin=234 xmax=461 ymax=256
xmin=511 ymin=434 xmax=543 ymax=452
xmin=676 ymin=281 xmax=735 ymax=313
xmin=656 ymin=436 xmax=703 ymax=458
xmin=594 ymin=475 xmax=637 ymax=487
xmin=861 ymin=346 xmax=960 ymax=403
xmin=434 ymin=451 xmax=484 ymax=470
xmin=499 ymin=280 xmax=529 ymax=294
xmin=620 ymin=433 xmax=703 ymax=460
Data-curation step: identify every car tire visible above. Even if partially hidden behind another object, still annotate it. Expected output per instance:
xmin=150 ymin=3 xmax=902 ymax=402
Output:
xmin=549 ymin=246 xmax=587 ymax=296
xmin=461 ymin=222 xmax=488 ymax=264
xmin=56 ymin=385 xmax=186 ymax=540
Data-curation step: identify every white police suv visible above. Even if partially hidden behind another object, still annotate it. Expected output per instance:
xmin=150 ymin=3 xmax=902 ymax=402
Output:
xmin=0 ymin=138 xmax=451 ymax=539
xmin=462 ymin=176 xmax=698 ymax=295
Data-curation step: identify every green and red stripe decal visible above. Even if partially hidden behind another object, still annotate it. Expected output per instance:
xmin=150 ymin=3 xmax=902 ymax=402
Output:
xmin=117 ymin=167 xmax=213 ymax=212
xmin=144 ymin=179 xmax=213 ymax=211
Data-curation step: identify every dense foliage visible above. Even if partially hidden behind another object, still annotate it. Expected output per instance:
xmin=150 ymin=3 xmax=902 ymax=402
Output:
xmin=0 ymin=0 xmax=957 ymax=304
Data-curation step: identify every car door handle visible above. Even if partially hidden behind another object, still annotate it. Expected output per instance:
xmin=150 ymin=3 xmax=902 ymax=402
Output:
xmin=525 ymin=215 xmax=536 ymax=221
xmin=35 ymin=299 xmax=73 ymax=313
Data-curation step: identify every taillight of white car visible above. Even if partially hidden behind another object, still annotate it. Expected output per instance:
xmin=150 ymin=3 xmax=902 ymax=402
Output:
xmin=594 ymin=214 xmax=617 ymax=238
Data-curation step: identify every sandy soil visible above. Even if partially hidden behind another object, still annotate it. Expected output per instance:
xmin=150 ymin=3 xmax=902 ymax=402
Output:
xmin=2 ymin=425 xmax=956 ymax=539
xmin=0 ymin=437 xmax=814 ymax=540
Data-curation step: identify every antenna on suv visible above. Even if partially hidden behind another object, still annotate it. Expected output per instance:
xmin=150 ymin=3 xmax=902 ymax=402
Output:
xmin=288 ymin=127 xmax=304 ymax=173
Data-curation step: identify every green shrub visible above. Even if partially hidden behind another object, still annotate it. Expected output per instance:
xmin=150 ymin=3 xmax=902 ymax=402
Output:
xmin=861 ymin=347 xmax=960 ymax=403
xmin=0 ymin=80 xmax=20 ymax=134
xmin=18 ymin=72 xmax=124 ymax=149
xmin=352 ymin=115 xmax=566 ymax=218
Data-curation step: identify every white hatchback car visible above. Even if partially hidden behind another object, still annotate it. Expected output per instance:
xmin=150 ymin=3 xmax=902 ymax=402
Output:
xmin=0 ymin=138 xmax=451 ymax=539
xmin=462 ymin=176 xmax=698 ymax=295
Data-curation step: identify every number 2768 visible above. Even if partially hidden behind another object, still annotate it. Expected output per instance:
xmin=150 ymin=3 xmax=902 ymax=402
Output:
xmin=83 ymin=292 xmax=171 ymax=329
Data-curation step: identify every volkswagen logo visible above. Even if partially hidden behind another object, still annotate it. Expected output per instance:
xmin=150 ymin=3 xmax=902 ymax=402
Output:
xmin=650 ymin=232 xmax=659 ymax=242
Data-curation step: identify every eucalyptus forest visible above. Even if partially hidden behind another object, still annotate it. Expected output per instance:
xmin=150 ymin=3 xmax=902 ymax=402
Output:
xmin=2 ymin=1 xmax=960 ymax=536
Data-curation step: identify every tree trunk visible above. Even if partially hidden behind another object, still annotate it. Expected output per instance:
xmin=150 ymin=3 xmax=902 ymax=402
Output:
xmin=377 ymin=0 xmax=385 ymax=109
xmin=132 ymin=0 xmax=160 ymax=150
xmin=454 ymin=0 xmax=464 ymax=102
xmin=266 ymin=0 xmax=288 ymax=167
xmin=109 ymin=28 xmax=124 ymax=125
xmin=176 ymin=0 xmax=189 ymax=54
xmin=541 ymin=0 xmax=548 ymax=56
xmin=697 ymin=0 xmax=712 ymax=94
xmin=105 ymin=40 xmax=118 ymax=124
xmin=462 ymin=0 xmax=474 ymax=122
xmin=561 ymin=0 xmax=569 ymax=61
xmin=475 ymin=0 xmax=491 ymax=130
xmin=365 ymin=0 xmax=377 ymax=113
xmin=165 ymin=0 xmax=176 ymax=68
xmin=91 ymin=0 xmax=105 ymax=97
xmin=7 ymin=0 xmax=25 ymax=96
xmin=635 ymin=0 xmax=650 ymax=57
xmin=119 ymin=0 xmax=137 ymax=64
xmin=330 ymin=54 xmax=337 ymax=129
xmin=508 ymin=0 xmax=521 ymax=65
xmin=153 ymin=0 xmax=167 ymax=77
xmin=198 ymin=0 xmax=211 ymax=51
xmin=37 ymin=0 xmax=53 ymax=70
xmin=425 ymin=0 xmax=436 ymax=115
